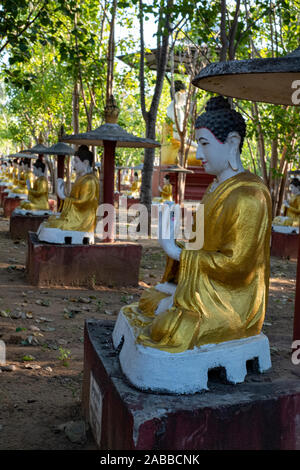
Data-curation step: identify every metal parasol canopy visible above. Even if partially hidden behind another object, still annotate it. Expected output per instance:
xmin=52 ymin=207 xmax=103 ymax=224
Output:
xmin=192 ymin=46 xmax=300 ymax=341
xmin=9 ymin=152 xmax=38 ymax=159
xmin=192 ymin=47 xmax=300 ymax=106
xmin=23 ymin=143 xmax=49 ymax=154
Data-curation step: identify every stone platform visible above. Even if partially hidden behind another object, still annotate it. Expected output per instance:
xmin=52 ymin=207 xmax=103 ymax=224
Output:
xmin=82 ymin=320 xmax=300 ymax=450
xmin=26 ymin=232 xmax=142 ymax=287
xmin=271 ymin=230 xmax=299 ymax=260
xmin=3 ymin=196 xmax=23 ymax=217
xmin=112 ymin=309 xmax=271 ymax=394
xmin=9 ymin=213 xmax=50 ymax=240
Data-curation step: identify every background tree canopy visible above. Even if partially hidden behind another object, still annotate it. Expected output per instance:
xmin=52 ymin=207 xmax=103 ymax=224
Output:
xmin=0 ymin=0 xmax=299 ymax=212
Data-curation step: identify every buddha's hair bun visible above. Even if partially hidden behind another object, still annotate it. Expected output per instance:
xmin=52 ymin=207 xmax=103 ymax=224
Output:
xmin=195 ymin=95 xmax=246 ymax=152
xmin=205 ymin=96 xmax=231 ymax=112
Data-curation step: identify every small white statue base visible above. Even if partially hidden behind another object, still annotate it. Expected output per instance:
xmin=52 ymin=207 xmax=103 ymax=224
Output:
xmin=13 ymin=207 xmax=54 ymax=217
xmin=272 ymin=223 xmax=299 ymax=234
xmin=37 ymin=222 xmax=95 ymax=245
xmin=112 ymin=309 xmax=272 ymax=394
xmin=6 ymin=192 xmax=28 ymax=200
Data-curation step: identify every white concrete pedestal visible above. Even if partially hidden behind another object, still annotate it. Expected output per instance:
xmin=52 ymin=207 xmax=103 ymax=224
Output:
xmin=112 ymin=309 xmax=272 ymax=394
xmin=37 ymin=222 xmax=95 ymax=245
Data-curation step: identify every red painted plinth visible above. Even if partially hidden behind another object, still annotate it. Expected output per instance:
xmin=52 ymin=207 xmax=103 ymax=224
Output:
xmin=82 ymin=320 xmax=300 ymax=450
xmin=271 ymin=231 xmax=299 ymax=260
xmin=0 ymin=188 xmax=10 ymax=207
xmin=3 ymin=197 xmax=22 ymax=217
xmin=115 ymin=193 xmax=140 ymax=209
xmin=9 ymin=213 xmax=49 ymax=240
xmin=26 ymin=232 xmax=142 ymax=287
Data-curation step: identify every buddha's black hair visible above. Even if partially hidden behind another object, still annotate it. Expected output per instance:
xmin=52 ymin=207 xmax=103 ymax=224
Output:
xmin=164 ymin=174 xmax=170 ymax=181
xmin=23 ymin=158 xmax=31 ymax=167
xmin=290 ymin=178 xmax=300 ymax=188
xmin=170 ymin=80 xmax=186 ymax=98
xmin=74 ymin=145 xmax=93 ymax=166
xmin=195 ymin=96 xmax=246 ymax=152
xmin=34 ymin=159 xmax=45 ymax=173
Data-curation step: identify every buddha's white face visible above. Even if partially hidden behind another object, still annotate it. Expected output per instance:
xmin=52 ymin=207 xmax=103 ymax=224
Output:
xmin=73 ymin=156 xmax=88 ymax=175
xmin=195 ymin=127 xmax=233 ymax=176
xmin=290 ymin=183 xmax=300 ymax=195
xmin=33 ymin=166 xmax=43 ymax=177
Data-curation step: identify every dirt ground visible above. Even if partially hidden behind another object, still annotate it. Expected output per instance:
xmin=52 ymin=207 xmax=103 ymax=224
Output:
xmin=0 ymin=210 xmax=298 ymax=450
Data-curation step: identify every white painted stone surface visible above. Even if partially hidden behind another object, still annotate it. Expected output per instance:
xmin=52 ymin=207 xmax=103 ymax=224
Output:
xmin=6 ymin=192 xmax=27 ymax=200
xmin=37 ymin=222 xmax=95 ymax=245
xmin=272 ymin=224 xmax=299 ymax=234
xmin=112 ymin=308 xmax=272 ymax=394
xmin=13 ymin=207 xmax=54 ymax=217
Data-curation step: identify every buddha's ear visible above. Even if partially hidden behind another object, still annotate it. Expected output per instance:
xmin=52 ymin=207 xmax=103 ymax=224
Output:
xmin=226 ymin=132 xmax=241 ymax=171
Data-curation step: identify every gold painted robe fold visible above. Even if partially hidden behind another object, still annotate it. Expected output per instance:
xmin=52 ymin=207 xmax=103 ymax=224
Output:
xmin=124 ymin=171 xmax=272 ymax=353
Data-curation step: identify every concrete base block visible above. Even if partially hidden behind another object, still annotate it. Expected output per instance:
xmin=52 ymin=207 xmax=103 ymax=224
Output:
xmin=3 ymin=196 xmax=22 ymax=217
xmin=82 ymin=320 xmax=300 ymax=450
xmin=26 ymin=231 xmax=142 ymax=287
xmin=9 ymin=213 xmax=50 ymax=240
xmin=112 ymin=309 xmax=271 ymax=394
xmin=37 ymin=223 xmax=95 ymax=245
xmin=271 ymin=230 xmax=299 ymax=260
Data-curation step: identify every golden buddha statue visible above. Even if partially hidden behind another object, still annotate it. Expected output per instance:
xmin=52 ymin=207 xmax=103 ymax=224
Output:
xmin=10 ymin=158 xmax=34 ymax=195
xmin=123 ymin=171 xmax=141 ymax=199
xmin=20 ymin=159 xmax=49 ymax=211
xmin=116 ymin=96 xmax=272 ymax=354
xmin=273 ymin=178 xmax=300 ymax=228
xmin=11 ymin=159 xmax=20 ymax=187
xmin=158 ymin=174 xmax=173 ymax=202
xmin=42 ymin=145 xmax=99 ymax=233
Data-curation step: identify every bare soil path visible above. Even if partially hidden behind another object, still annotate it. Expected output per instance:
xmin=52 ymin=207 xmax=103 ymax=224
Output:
xmin=0 ymin=212 xmax=298 ymax=450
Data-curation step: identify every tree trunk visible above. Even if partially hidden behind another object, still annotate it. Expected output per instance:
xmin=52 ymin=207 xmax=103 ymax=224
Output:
xmin=139 ymin=0 xmax=173 ymax=214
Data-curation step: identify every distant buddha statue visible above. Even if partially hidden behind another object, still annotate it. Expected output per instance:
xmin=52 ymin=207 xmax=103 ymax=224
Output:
xmin=273 ymin=178 xmax=300 ymax=230
xmin=114 ymin=96 xmax=272 ymax=357
xmin=37 ymin=145 xmax=100 ymax=244
xmin=0 ymin=161 xmax=13 ymax=184
xmin=12 ymin=158 xmax=34 ymax=195
xmin=153 ymin=174 xmax=173 ymax=203
xmin=19 ymin=159 xmax=49 ymax=212
xmin=123 ymin=171 xmax=141 ymax=199
xmin=160 ymin=80 xmax=198 ymax=166
xmin=11 ymin=158 xmax=20 ymax=187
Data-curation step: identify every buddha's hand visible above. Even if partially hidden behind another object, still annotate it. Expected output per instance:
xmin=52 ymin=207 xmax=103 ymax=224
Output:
xmin=283 ymin=200 xmax=290 ymax=208
xmin=158 ymin=203 xmax=182 ymax=261
xmin=56 ymin=178 xmax=66 ymax=200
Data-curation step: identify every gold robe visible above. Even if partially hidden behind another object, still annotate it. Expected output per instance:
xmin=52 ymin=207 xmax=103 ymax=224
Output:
xmin=12 ymin=170 xmax=34 ymax=194
xmin=160 ymin=183 xmax=173 ymax=202
xmin=20 ymin=176 xmax=49 ymax=211
xmin=123 ymin=171 xmax=272 ymax=353
xmin=286 ymin=194 xmax=300 ymax=224
xmin=45 ymin=173 xmax=99 ymax=232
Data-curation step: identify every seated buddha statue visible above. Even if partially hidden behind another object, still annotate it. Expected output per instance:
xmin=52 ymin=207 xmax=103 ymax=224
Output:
xmin=113 ymin=96 xmax=272 ymax=360
xmin=19 ymin=159 xmax=50 ymax=212
xmin=37 ymin=145 xmax=100 ymax=244
xmin=10 ymin=158 xmax=34 ymax=195
xmin=273 ymin=178 xmax=300 ymax=229
xmin=153 ymin=174 xmax=173 ymax=203
xmin=124 ymin=171 xmax=141 ymax=199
